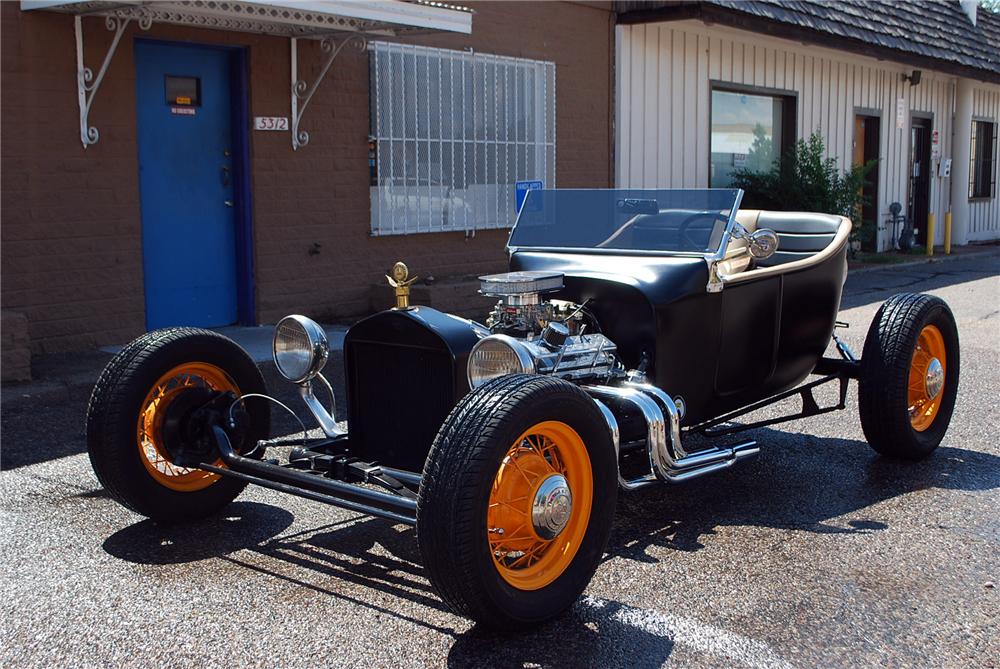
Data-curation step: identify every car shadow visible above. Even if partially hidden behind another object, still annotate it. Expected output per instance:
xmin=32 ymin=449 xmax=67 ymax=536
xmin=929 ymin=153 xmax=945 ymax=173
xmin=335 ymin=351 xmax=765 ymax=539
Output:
xmin=445 ymin=598 xmax=674 ymax=668
xmin=102 ymin=501 xmax=296 ymax=564
xmin=608 ymin=429 xmax=999 ymax=559
xmin=98 ymin=431 xmax=998 ymax=664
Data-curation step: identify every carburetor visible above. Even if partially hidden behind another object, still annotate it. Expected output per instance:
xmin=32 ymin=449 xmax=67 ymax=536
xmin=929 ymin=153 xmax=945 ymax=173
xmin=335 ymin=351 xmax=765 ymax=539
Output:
xmin=480 ymin=271 xmax=580 ymax=337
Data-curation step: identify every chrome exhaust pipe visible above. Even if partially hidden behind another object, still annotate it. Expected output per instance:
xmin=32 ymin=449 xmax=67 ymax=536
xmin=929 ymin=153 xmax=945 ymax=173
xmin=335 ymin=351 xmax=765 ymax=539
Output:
xmin=585 ymin=384 xmax=759 ymax=486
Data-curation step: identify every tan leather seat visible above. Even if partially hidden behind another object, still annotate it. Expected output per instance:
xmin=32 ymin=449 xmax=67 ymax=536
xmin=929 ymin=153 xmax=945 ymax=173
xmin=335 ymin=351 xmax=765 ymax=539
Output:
xmin=717 ymin=210 xmax=850 ymax=279
xmin=721 ymin=212 xmax=852 ymax=284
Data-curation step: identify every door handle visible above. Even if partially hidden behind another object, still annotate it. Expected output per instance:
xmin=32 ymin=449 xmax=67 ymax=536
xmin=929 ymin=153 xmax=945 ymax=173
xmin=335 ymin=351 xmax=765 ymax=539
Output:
xmin=224 ymin=200 xmax=234 ymax=208
xmin=221 ymin=165 xmax=232 ymax=186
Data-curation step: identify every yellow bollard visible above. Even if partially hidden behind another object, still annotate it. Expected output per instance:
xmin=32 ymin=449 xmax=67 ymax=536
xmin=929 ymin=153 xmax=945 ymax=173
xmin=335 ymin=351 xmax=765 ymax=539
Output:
xmin=926 ymin=213 xmax=936 ymax=256
xmin=944 ymin=212 xmax=952 ymax=255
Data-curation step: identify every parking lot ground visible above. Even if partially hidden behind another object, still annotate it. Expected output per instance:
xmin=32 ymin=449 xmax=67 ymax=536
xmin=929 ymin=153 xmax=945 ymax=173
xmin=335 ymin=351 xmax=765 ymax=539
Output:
xmin=2 ymin=251 xmax=998 ymax=668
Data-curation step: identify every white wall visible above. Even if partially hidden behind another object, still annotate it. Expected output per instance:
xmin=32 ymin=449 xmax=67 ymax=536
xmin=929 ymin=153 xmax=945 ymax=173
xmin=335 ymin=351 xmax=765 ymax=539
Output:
xmin=616 ymin=20 xmax=1000 ymax=247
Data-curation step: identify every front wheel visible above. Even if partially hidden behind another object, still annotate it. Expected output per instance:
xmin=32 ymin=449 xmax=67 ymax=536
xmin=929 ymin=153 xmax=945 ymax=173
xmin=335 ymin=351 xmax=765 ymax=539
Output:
xmin=86 ymin=327 xmax=270 ymax=522
xmin=417 ymin=375 xmax=617 ymax=630
xmin=858 ymin=293 xmax=960 ymax=459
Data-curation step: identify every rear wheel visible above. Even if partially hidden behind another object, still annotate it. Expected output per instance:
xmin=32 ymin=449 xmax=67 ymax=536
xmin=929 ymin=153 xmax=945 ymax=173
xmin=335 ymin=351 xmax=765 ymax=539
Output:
xmin=86 ymin=328 xmax=270 ymax=522
xmin=858 ymin=293 xmax=959 ymax=459
xmin=417 ymin=375 xmax=617 ymax=630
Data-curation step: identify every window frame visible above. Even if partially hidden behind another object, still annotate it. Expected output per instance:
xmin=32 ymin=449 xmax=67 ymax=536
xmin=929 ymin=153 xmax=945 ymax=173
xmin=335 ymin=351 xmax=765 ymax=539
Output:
xmin=368 ymin=41 xmax=556 ymax=236
xmin=708 ymin=81 xmax=798 ymax=188
xmin=969 ymin=117 xmax=997 ymax=201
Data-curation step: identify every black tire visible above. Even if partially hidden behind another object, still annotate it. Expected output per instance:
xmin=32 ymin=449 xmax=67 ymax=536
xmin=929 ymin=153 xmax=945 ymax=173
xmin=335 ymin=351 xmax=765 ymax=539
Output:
xmin=86 ymin=327 xmax=270 ymax=522
xmin=417 ymin=374 xmax=617 ymax=630
xmin=858 ymin=293 xmax=960 ymax=459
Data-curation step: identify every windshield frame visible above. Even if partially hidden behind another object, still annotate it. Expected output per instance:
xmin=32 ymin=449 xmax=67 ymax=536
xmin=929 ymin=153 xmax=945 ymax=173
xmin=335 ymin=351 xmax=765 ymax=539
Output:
xmin=505 ymin=188 xmax=745 ymax=259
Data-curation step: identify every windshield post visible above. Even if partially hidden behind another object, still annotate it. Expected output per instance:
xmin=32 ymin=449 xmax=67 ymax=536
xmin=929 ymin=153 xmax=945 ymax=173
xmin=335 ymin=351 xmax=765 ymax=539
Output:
xmin=705 ymin=188 xmax=745 ymax=293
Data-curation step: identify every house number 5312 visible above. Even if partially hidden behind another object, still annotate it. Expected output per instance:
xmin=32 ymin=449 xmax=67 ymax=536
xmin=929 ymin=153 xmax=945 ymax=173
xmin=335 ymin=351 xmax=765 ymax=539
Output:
xmin=254 ymin=117 xmax=289 ymax=131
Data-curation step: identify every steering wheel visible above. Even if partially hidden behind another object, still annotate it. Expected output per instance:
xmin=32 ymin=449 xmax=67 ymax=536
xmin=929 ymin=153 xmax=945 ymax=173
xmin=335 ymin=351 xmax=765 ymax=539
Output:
xmin=676 ymin=212 xmax=720 ymax=251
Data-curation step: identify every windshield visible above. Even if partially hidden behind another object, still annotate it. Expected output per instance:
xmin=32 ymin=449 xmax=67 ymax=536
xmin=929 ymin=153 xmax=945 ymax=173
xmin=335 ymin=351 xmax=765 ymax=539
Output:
xmin=507 ymin=188 xmax=742 ymax=255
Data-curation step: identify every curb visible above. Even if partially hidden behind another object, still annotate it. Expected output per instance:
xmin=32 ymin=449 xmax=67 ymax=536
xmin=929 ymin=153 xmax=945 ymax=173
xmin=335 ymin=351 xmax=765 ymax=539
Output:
xmin=0 ymin=379 xmax=95 ymax=412
xmin=848 ymin=247 xmax=1000 ymax=275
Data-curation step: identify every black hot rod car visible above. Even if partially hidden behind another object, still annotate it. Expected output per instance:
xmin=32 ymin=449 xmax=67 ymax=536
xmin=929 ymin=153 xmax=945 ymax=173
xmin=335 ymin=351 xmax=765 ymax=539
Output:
xmin=87 ymin=188 xmax=959 ymax=629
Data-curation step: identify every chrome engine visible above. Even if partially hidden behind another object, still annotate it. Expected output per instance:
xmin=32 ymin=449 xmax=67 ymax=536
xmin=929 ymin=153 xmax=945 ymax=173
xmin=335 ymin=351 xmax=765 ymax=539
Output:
xmin=469 ymin=271 xmax=624 ymax=387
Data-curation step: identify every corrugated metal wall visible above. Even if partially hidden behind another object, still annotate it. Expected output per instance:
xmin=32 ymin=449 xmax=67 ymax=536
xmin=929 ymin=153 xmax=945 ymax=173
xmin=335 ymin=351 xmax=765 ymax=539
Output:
xmin=616 ymin=20 xmax=1000 ymax=247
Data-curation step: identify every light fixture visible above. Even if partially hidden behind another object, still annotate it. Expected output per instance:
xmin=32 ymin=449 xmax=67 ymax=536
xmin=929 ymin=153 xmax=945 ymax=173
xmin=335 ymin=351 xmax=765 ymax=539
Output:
xmin=467 ymin=335 xmax=535 ymax=388
xmin=272 ymin=315 xmax=329 ymax=384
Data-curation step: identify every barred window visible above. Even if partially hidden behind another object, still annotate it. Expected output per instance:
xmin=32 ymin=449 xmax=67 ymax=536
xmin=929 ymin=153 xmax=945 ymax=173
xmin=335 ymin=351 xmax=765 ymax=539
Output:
xmin=369 ymin=41 xmax=556 ymax=235
xmin=970 ymin=119 xmax=996 ymax=200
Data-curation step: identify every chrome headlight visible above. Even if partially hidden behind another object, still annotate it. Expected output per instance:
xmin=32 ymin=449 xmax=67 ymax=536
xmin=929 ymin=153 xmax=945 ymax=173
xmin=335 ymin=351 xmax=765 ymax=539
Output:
xmin=273 ymin=315 xmax=329 ymax=384
xmin=467 ymin=335 xmax=534 ymax=389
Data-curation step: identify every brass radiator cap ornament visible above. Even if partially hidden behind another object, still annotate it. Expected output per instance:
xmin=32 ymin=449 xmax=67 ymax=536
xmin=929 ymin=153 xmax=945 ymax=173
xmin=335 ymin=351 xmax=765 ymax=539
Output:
xmin=386 ymin=261 xmax=418 ymax=309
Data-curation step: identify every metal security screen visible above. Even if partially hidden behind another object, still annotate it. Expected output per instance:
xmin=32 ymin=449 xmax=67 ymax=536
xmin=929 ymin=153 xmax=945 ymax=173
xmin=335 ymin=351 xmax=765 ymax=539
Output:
xmin=369 ymin=41 xmax=556 ymax=235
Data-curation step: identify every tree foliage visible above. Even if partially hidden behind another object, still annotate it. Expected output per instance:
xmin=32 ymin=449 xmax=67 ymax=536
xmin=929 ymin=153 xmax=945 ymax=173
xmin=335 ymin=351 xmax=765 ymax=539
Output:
xmin=730 ymin=132 xmax=877 ymax=222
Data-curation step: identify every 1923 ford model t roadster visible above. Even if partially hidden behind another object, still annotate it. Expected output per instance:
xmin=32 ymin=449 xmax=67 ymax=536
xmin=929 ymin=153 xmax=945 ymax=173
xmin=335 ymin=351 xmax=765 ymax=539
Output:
xmin=87 ymin=189 xmax=959 ymax=629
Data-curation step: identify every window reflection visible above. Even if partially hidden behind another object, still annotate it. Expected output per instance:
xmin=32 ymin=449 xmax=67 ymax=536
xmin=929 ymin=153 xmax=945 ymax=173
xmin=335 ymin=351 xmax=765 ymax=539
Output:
xmin=710 ymin=90 xmax=788 ymax=187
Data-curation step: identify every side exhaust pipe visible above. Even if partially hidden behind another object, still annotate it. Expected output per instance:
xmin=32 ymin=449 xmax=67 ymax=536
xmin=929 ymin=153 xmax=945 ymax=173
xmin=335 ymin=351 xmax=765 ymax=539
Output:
xmin=585 ymin=384 xmax=759 ymax=488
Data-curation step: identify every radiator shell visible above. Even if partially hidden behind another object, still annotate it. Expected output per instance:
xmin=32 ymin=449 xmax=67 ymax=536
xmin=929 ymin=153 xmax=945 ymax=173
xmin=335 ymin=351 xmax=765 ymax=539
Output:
xmin=343 ymin=307 xmax=485 ymax=472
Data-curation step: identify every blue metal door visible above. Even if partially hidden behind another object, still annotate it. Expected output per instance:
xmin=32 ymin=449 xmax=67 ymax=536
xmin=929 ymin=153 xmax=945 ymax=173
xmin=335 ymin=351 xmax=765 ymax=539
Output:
xmin=135 ymin=41 xmax=239 ymax=329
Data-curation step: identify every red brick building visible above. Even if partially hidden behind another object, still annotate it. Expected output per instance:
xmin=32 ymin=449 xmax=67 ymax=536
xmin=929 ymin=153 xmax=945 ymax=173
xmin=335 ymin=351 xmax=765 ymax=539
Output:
xmin=1 ymin=1 xmax=614 ymax=378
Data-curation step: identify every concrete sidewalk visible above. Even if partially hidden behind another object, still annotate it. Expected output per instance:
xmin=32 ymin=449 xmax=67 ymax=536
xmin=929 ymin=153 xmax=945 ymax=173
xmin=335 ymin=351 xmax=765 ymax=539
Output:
xmin=848 ymin=241 xmax=1000 ymax=274
xmin=1 ymin=324 xmax=348 ymax=411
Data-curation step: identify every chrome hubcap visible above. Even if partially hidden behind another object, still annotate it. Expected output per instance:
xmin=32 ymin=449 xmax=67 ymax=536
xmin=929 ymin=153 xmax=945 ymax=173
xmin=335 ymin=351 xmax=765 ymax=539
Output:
xmin=925 ymin=357 xmax=944 ymax=400
xmin=531 ymin=474 xmax=572 ymax=540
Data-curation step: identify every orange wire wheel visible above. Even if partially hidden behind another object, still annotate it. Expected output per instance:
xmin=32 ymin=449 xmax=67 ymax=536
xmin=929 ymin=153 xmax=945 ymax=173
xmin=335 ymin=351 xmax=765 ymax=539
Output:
xmin=135 ymin=362 xmax=240 ymax=492
xmin=487 ymin=420 xmax=593 ymax=591
xmin=908 ymin=324 xmax=947 ymax=432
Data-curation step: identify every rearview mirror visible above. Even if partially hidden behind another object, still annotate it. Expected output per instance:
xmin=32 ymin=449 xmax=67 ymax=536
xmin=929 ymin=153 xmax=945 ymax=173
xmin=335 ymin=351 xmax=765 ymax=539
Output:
xmin=747 ymin=229 xmax=779 ymax=259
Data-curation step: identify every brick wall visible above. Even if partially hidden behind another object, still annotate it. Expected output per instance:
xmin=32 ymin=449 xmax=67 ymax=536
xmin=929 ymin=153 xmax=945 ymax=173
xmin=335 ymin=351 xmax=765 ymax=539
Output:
xmin=0 ymin=1 xmax=614 ymax=354
xmin=1 ymin=310 xmax=31 ymax=382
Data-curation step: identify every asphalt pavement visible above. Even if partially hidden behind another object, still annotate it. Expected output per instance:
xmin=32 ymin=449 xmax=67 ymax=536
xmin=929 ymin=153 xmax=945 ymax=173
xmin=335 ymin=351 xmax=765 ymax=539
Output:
xmin=2 ymin=252 xmax=998 ymax=668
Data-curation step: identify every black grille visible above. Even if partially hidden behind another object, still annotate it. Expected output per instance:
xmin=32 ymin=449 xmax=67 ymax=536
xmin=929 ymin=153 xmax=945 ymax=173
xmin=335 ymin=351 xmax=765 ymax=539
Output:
xmin=347 ymin=341 xmax=455 ymax=472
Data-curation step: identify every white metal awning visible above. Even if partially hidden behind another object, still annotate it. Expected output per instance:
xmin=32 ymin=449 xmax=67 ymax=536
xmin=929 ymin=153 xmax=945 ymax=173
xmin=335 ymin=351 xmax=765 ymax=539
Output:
xmin=21 ymin=1 xmax=473 ymax=37
xmin=21 ymin=1 xmax=473 ymax=149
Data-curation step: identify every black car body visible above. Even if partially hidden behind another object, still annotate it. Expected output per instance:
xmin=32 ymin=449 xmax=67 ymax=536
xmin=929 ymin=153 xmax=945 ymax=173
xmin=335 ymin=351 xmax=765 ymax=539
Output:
xmin=86 ymin=188 xmax=960 ymax=629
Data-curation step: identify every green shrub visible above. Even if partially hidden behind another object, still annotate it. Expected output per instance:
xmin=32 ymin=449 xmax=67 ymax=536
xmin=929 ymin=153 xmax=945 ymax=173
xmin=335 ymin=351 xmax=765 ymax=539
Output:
xmin=730 ymin=131 xmax=877 ymax=224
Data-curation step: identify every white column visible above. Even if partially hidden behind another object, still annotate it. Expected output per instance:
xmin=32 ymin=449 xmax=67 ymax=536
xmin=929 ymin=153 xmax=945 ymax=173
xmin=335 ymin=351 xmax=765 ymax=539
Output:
xmin=950 ymin=77 xmax=974 ymax=246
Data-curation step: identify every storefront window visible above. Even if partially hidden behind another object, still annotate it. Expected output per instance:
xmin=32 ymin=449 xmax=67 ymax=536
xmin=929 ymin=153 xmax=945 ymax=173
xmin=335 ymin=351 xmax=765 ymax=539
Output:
xmin=710 ymin=88 xmax=794 ymax=187
xmin=970 ymin=119 xmax=997 ymax=200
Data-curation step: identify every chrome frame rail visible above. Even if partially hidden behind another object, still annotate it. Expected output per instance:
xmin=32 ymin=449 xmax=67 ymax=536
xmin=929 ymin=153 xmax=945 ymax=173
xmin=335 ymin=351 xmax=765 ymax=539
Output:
xmin=585 ymin=384 xmax=759 ymax=486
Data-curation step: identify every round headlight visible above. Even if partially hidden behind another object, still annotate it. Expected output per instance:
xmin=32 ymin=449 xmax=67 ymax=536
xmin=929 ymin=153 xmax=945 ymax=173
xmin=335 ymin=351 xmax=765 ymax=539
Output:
xmin=273 ymin=315 xmax=329 ymax=384
xmin=467 ymin=335 xmax=534 ymax=389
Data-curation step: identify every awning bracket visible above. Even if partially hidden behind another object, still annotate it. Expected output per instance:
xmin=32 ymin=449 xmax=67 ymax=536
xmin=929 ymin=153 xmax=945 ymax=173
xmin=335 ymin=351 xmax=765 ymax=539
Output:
xmin=290 ymin=34 xmax=367 ymax=151
xmin=75 ymin=12 xmax=151 ymax=148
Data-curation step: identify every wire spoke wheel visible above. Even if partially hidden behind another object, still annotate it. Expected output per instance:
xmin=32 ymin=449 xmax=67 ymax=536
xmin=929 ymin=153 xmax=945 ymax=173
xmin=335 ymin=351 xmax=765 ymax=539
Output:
xmin=487 ymin=420 xmax=593 ymax=591
xmin=87 ymin=327 xmax=269 ymax=521
xmin=907 ymin=325 xmax=946 ymax=432
xmin=136 ymin=362 xmax=240 ymax=492
xmin=859 ymin=293 xmax=959 ymax=460
xmin=417 ymin=375 xmax=616 ymax=629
